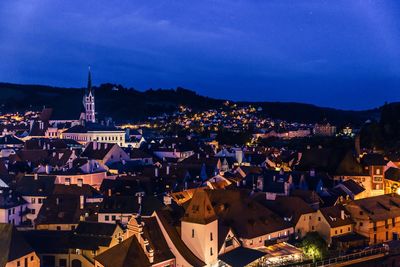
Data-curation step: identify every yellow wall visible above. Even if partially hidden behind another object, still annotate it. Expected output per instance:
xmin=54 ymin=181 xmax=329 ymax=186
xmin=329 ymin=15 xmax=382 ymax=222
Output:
xmin=6 ymin=252 xmax=40 ymax=267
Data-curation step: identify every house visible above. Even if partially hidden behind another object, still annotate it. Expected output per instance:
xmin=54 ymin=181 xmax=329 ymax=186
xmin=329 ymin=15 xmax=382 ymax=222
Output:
xmin=98 ymin=195 xmax=163 ymax=225
xmin=334 ymin=179 xmax=367 ymax=200
xmin=313 ymin=122 xmax=336 ymax=136
xmin=345 ymin=194 xmax=400 ymax=245
xmin=334 ymin=152 xmax=386 ymax=198
xmin=129 ymin=148 xmax=154 ymax=165
xmin=0 ymin=188 xmax=28 ymax=226
xmin=69 ymin=221 xmax=124 ymax=265
xmin=81 ymin=142 xmax=130 ymax=165
xmin=22 ymin=230 xmax=75 ymax=267
xmin=61 ymin=125 xmax=126 ymax=147
xmin=384 ymin=167 xmax=400 ymax=194
xmin=95 ymin=215 xmax=176 ymax=267
xmin=155 ymin=189 xmax=276 ymax=267
xmin=256 ymin=196 xmax=316 ymax=239
xmin=54 ymin=169 xmax=111 ymax=191
xmin=359 ymin=153 xmax=388 ymax=196
xmin=153 ymin=147 xmax=194 ymax=161
xmin=191 ymin=189 xmax=293 ymax=248
xmin=255 ymin=170 xmax=292 ymax=200
xmin=95 ymin=236 xmax=152 ymax=267
xmin=316 ymin=205 xmax=354 ymax=245
xmin=0 ymin=224 xmax=40 ymax=267
xmin=35 ymin=194 xmax=98 ymax=231
xmin=15 ymin=174 xmax=56 ymax=225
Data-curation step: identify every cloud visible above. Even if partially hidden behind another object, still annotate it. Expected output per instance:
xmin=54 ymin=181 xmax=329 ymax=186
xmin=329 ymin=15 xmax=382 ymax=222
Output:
xmin=0 ymin=0 xmax=400 ymax=109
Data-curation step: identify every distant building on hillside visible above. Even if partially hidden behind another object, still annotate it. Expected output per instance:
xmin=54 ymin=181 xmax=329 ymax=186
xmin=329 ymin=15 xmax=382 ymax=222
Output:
xmin=29 ymin=68 xmax=127 ymax=146
xmin=314 ymin=121 xmax=336 ymax=136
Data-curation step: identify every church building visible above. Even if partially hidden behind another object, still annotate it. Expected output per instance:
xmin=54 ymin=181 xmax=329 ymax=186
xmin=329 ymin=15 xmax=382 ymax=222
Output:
xmin=82 ymin=67 xmax=96 ymax=123
xmin=43 ymin=68 xmax=126 ymax=146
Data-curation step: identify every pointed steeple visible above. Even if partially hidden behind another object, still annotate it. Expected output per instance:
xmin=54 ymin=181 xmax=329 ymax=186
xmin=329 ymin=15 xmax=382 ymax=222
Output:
xmin=87 ymin=66 xmax=92 ymax=94
xmin=83 ymin=66 xmax=96 ymax=123
xmin=183 ymin=189 xmax=217 ymax=224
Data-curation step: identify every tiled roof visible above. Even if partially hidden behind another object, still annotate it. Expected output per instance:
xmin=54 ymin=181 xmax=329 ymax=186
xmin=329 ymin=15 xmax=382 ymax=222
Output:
xmin=0 ymin=224 xmax=35 ymax=265
xmin=320 ymin=205 xmax=354 ymax=228
xmin=156 ymin=210 xmax=205 ymax=267
xmin=182 ymin=189 xmax=217 ymax=224
xmin=95 ymin=236 xmax=151 ymax=267
xmin=348 ymin=194 xmax=400 ymax=222
xmin=81 ymin=142 xmax=115 ymax=160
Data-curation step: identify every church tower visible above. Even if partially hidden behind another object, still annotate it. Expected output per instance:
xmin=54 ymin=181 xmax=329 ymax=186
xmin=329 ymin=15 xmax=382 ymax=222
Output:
xmin=83 ymin=67 xmax=96 ymax=123
xmin=181 ymin=189 xmax=218 ymax=266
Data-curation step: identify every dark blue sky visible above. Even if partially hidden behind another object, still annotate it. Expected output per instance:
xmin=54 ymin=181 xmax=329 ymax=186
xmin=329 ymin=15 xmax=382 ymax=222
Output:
xmin=1 ymin=0 xmax=400 ymax=110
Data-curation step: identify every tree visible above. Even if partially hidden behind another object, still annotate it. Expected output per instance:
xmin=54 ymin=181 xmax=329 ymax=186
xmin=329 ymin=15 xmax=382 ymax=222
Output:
xmin=300 ymin=232 xmax=328 ymax=261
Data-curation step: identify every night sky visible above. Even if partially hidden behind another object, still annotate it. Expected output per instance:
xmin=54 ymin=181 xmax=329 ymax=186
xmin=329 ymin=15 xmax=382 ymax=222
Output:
xmin=1 ymin=0 xmax=400 ymax=110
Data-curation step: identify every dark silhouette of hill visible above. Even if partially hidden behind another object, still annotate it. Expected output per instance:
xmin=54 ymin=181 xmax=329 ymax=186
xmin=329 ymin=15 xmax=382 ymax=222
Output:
xmin=0 ymin=82 xmax=378 ymax=124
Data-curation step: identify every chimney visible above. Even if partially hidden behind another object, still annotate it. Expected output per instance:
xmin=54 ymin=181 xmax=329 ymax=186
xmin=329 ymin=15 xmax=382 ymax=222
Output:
xmin=341 ymin=209 xmax=345 ymax=220
xmin=148 ymin=247 xmax=154 ymax=264
xmin=45 ymin=165 xmax=51 ymax=174
xmin=166 ymin=165 xmax=170 ymax=175
xmin=163 ymin=195 xmax=172 ymax=205
xmin=80 ymin=195 xmax=85 ymax=210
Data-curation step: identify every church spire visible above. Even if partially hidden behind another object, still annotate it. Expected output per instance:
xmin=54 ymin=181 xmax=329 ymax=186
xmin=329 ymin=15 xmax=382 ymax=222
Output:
xmin=83 ymin=66 xmax=96 ymax=123
xmin=87 ymin=66 xmax=92 ymax=94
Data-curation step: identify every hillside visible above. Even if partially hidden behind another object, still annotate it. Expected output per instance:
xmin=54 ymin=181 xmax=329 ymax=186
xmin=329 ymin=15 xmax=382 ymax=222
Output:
xmin=0 ymin=82 xmax=379 ymax=124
